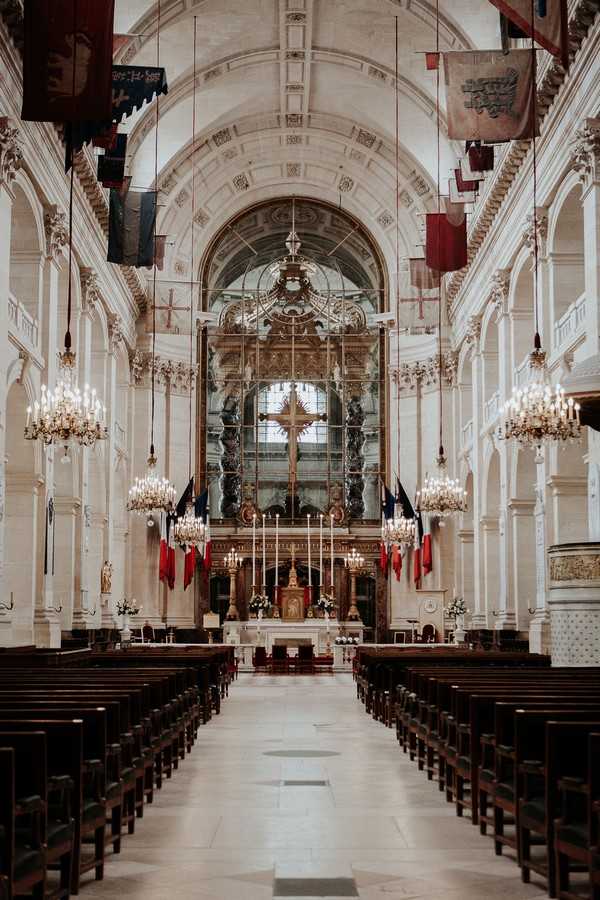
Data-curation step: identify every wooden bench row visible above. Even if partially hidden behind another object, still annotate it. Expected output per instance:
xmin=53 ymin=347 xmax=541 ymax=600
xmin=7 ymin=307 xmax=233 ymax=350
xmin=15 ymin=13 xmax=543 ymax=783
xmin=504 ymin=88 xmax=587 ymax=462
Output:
xmin=355 ymin=654 xmax=600 ymax=899
xmin=0 ymin=648 xmax=232 ymax=899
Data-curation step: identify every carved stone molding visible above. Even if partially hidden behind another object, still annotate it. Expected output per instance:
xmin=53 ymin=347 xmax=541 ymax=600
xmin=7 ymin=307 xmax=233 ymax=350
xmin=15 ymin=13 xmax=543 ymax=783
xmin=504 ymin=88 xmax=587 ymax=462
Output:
xmin=391 ymin=350 xmax=458 ymax=392
xmin=464 ymin=315 xmax=482 ymax=348
xmin=523 ymin=208 xmax=548 ymax=257
xmin=548 ymin=544 xmax=600 ymax=584
xmin=107 ymin=312 xmax=125 ymax=352
xmin=0 ymin=116 xmax=23 ymax=187
xmin=80 ymin=267 xmax=101 ymax=312
xmin=490 ymin=268 xmax=510 ymax=316
xmin=570 ymin=117 xmax=600 ymax=186
xmin=128 ymin=350 xmax=196 ymax=391
xmin=43 ymin=205 xmax=69 ymax=259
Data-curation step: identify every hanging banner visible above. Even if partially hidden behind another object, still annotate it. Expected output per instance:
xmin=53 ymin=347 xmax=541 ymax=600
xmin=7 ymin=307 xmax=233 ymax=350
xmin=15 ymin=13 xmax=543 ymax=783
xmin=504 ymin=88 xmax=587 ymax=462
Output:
xmin=112 ymin=66 xmax=169 ymax=121
xmin=449 ymin=176 xmax=477 ymax=205
xmin=145 ymin=235 xmax=168 ymax=272
xmin=145 ymin=281 xmax=198 ymax=335
xmin=98 ymin=133 xmax=127 ymax=189
xmin=22 ymin=0 xmax=115 ymax=123
xmin=108 ymin=185 xmax=157 ymax=268
xmin=397 ymin=269 xmax=439 ymax=330
xmin=444 ymin=49 xmax=537 ymax=141
xmin=488 ymin=0 xmax=568 ymax=69
xmin=426 ymin=203 xmax=468 ymax=273
xmin=409 ymin=257 xmax=440 ymax=291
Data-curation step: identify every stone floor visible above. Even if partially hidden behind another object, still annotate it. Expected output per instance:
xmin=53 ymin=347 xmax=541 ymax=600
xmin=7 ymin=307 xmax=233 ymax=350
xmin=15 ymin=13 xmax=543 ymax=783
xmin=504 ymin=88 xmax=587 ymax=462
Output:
xmin=82 ymin=674 xmax=550 ymax=899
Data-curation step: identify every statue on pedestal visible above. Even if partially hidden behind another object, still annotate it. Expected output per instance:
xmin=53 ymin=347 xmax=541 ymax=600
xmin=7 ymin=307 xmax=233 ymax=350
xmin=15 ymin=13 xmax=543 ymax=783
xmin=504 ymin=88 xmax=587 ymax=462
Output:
xmin=101 ymin=561 xmax=113 ymax=594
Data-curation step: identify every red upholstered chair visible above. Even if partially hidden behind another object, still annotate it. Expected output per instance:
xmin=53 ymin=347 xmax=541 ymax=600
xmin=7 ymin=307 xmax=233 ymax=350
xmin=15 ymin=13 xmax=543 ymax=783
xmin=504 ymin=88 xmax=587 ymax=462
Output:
xmin=253 ymin=646 xmax=268 ymax=670
xmin=297 ymin=644 xmax=314 ymax=674
xmin=422 ymin=624 xmax=437 ymax=643
xmin=142 ymin=622 xmax=155 ymax=643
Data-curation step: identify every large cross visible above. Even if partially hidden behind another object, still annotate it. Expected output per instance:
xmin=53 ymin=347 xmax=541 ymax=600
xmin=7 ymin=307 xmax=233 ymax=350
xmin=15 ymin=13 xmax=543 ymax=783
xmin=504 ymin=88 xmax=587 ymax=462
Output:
xmin=398 ymin=292 xmax=439 ymax=322
xmin=259 ymin=383 xmax=327 ymax=498
xmin=155 ymin=288 xmax=191 ymax=333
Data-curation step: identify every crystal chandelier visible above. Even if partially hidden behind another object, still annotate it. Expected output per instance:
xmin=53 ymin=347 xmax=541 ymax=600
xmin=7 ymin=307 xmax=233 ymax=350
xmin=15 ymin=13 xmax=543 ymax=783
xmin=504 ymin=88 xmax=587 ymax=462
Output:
xmin=128 ymin=450 xmax=176 ymax=518
xmin=25 ymin=350 xmax=107 ymax=453
xmin=499 ymin=340 xmax=581 ymax=449
xmin=417 ymin=451 xmax=467 ymax=519
xmin=383 ymin=509 xmax=416 ymax=546
xmin=174 ymin=503 xmax=205 ymax=548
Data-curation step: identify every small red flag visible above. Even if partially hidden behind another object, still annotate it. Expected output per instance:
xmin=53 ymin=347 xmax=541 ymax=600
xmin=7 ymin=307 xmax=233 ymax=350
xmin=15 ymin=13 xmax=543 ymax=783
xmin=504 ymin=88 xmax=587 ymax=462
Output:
xmin=391 ymin=544 xmax=402 ymax=582
xmin=167 ymin=515 xmax=176 ymax=590
xmin=184 ymin=546 xmax=196 ymax=591
xmin=159 ymin=513 xmax=168 ymax=584
xmin=468 ymin=144 xmax=495 ymax=173
xmin=303 ymin=586 xmax=311 ymax=609
xmin=422 ymin=514 xmax=432 ymax=576
xmin=425 ymin=52 xmax=440 ymax=70
xmin=22 ymin=0 xmax=115 ymax=122
xmin=379 ymin=541 xmax=389 ymax=575
xmin=455 ymin=168 xmax=478 ymax=194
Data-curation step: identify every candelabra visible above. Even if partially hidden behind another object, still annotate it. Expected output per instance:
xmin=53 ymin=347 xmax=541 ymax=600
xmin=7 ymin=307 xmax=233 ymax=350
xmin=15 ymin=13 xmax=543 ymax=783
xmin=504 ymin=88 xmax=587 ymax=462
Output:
xmin=24 ymin=351 xmax=107 ymax=455
xmin=499 ymin=347 xmax=581 ymax=449
xmin=225 ymin=548 xmax=243 ymax=621
xmin=174 ymin=505 xmax=205 ymax=548
xmin=345 ymin=549 xmax=365 ymax=622
xmin=417 ymin=452 xmax=467 ymax=520
xmin=127 ymin=452 xmax=176 ymax=522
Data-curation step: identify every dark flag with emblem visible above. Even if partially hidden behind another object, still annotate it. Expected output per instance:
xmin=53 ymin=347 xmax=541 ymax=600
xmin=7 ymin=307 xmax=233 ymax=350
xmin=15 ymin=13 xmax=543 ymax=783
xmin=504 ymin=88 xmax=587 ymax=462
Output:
xmin=108 ymin=184 xmax=157 ymax=268
xmin=98 ymin=133 xmax=127 ymax=189
xmin=426 ymin=202 xmax=467 ymax=273
xmin=444 ymin=49 xmax=537 ymax=141
xmin=489 ymin=0 xmax=568 ymax=69
xmin=396 ymin=479 xmax=416 ymax=521
xmin=22 ymin=0 xmax=115 ymax=123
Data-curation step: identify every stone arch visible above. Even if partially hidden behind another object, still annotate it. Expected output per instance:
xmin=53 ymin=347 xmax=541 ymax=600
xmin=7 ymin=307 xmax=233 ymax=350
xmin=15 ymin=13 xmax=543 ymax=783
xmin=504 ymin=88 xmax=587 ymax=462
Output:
xmin=482 ymin=446 xmax=501 ymax=624
xmin=508 ymin=248 xmax=535 ymax=375
xmin=547 ymin=179 xmax=585 ymax=350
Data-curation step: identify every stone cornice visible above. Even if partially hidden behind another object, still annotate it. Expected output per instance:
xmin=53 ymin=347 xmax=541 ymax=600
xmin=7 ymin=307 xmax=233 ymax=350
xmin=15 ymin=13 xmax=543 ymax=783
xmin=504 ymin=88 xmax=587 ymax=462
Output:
xmin=128 ymin=350 xmax=197 ymax=391
xmin=390 ymin=350 xmax=458 ymax=393
xmin=446 ymin=0 xmax=599 ymax=316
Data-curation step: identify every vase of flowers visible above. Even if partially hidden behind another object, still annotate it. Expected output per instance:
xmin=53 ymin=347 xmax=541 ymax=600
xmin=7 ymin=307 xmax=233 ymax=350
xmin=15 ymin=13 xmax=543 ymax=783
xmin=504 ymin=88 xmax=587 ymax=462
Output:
xmin=446 ymin=597 xmax=467 ymax=644
xmin=248 ymin=593 xmax=269 ymax=617
xmin=316 ymin=593 xmax=336 ymax=617
xmin=116 ymin=597 xmax=141 ymax=644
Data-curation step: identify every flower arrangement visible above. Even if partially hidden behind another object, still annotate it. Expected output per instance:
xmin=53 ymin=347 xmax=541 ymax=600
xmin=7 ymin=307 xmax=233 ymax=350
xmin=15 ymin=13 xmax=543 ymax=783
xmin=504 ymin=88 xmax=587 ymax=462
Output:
xmin=248 ymin=593 xmax=269 ymax=613
xmin=116 ymin=597 xmax=140 ymax=617
xmin=446 ymin=597 xmax=466 ymax=620
xmin=316 ymin=594 xmax=335 ymax=615
xmin=335 ymin=636 xmax=360 ymax=645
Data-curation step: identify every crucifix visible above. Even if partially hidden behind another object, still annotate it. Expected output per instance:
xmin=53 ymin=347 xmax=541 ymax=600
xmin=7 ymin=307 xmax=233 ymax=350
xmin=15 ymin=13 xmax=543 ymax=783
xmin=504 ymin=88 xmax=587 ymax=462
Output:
xmin=259 ymin=383 xmax=327 ymax=502
xmin=155 ymin=288 xmax=191 ymax=333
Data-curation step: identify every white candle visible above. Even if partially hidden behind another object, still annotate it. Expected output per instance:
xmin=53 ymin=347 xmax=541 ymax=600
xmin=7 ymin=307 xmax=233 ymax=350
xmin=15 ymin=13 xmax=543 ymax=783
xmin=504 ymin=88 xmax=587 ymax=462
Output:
xmin=262 ymin=513 xmax=266 ymax=589
xmin=307 ymin=514 xmax=312 ymax=588
xmin=319 ymin=514 xmax=323 ymax=587
xmin=275 ymin=514 xmax=279 ymax=602
xmin=252 ymin=513 xmax=256 ymax=588
xmin=330 ymin=514 xmax=334 ymax=590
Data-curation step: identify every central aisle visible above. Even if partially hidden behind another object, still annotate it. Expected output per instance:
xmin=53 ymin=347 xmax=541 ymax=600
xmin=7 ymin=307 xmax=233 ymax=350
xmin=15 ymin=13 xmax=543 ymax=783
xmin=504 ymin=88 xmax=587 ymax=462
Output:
xmin=85 ymin=674 xmax=548 ymax=899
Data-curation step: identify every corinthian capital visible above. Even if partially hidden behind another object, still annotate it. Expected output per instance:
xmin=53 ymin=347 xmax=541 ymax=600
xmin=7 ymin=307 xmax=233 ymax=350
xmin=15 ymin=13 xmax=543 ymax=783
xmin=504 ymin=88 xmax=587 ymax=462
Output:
xmin=80 ymin=267 xmax=101 ymax=312
xmin=523 ymin=208 xmax=548 ymax=258
xmin=0 ymin=117 xmax=23 ymax=187
xmin=490 ymin=268 xmax=510 ymax=318
xmin=570 ymin=117 xmax=600 ymax=187
xmin=44 ymin=205 xmax=69 ymax=259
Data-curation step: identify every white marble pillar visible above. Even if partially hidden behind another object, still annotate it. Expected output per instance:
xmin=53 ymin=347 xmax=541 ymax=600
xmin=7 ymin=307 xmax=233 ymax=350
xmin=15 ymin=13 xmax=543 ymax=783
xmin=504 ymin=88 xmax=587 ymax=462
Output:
xmin=481 ymin=515 xmax=500 ymax=627
xmin=508 ymin=500 xmax=536 ymax=631
xmin=470 ymin=348 xmax=486 ymax=626
xmin=72 ymin=299 xmax=94 ymax=629
xmin=547 ymin=543 xmax=600 ymax=666
xmin=0 ymin=119 xmax=21 ymax=644
xmin=571 ymin=119 xmax=600 ymax=358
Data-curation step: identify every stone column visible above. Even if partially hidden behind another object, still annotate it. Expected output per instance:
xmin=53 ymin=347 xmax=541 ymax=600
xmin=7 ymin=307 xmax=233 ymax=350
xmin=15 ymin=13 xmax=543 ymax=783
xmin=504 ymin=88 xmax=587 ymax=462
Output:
xmin=0 ymin=118 xmax=22 ymax=644
xmin=481 ymin=515 xmax=500 ymax=627
xmin=530 ymin=457 xmax=550 ymax=654
xmin=470 ymin=342 xmax=486 ymax=627
xmin=547 ymin=543 xmax=600 ymax=666
xmin=508 ymin=500 xmax=536 ymax=630
xmin=457 ymin=528 xmax=474 ymax=616
xmin=570 ymin=118 xmax=600 ymax=358
xmin=33 ymin=205 xmax=69 ymax=646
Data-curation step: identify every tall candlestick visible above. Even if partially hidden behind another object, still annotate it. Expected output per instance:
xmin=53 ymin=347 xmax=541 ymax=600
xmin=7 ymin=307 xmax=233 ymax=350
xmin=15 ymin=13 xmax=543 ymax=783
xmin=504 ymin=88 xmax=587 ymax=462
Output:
xmin=307 ymin=514 xmax=312 ymax=588
xmin=275 ymin=514 xmax=279 ymax=603
xmin=252 ymin=514 xmax=256 ymax=588
xmin=330 ymin=514 xmax=334 ymax=590
xmin=319 ymin=514 xmax=323 ymax=587
xmin=262 ymin=513 xmax=266 ymax=589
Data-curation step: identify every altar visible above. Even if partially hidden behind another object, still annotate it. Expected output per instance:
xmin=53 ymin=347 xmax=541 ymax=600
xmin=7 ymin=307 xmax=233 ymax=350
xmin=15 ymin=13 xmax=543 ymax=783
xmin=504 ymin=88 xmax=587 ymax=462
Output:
xmin=225 ymin=618 xmax=364 ymax=656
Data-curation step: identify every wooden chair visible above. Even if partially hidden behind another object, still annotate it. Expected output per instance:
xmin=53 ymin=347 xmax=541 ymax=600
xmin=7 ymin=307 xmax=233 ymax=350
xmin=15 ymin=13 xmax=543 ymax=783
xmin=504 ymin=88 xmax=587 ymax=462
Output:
xmin=297 ymin=645 xmax=314 ymax=674
xmin=271 ymin=645 xmax=288 ymax=674
xmin=253 ymin=646 xmax=268 ymax=671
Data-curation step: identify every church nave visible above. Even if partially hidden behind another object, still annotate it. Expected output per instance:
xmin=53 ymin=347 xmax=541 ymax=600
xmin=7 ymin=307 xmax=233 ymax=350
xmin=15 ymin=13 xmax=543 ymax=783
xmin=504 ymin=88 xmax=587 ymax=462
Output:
xmin=81 ymin=674 xmax=548 ymax=900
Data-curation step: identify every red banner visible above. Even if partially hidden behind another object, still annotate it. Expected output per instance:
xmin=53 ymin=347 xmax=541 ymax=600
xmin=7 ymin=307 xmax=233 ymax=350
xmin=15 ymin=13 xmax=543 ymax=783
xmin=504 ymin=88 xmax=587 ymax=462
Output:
xmin=426 ymin=209 xmax=467 ymax=273
xmin=487 ymin=0 xmax=568 ymax=69
xmin=22 ymin=0 xmax=115 ymax=122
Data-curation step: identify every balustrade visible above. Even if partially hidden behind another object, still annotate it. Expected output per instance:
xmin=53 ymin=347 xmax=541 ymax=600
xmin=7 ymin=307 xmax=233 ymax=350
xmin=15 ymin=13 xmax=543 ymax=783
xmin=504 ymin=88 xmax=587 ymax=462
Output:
xmin=483 ymin=390 xmax=500 ymax=427
xmin=7 ymin=292 xmax=39 ymax=350
xmin=553 ymin=293 xmax=586 ymax=352
xmin=461 ymin=418 xmax=473 ymax=449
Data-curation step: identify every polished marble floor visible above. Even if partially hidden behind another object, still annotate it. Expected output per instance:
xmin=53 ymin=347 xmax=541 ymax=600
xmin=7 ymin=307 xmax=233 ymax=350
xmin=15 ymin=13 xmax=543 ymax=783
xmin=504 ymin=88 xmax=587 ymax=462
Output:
xmin=83 ymin=674 xmax=550 ymax=899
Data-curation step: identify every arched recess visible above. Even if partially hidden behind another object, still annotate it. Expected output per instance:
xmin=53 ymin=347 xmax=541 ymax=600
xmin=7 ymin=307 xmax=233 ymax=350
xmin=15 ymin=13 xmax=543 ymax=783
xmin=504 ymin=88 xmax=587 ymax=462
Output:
xmin=548 ymin=181 xmax=585 ymax=352
xmin=510 ymin=447 xmax=537 ymax=630
xmin=482 ymin=447 xmax=501 ymax=624
xmin=9 ymin=181 xmax=44 ymax=344
xmin=480 ymin=310 xmax=499 ymax=430
xmin=5 ymin=379 xmax=39 ymax=644
xmin=509 ymin=250 xmax=535 ymax=379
